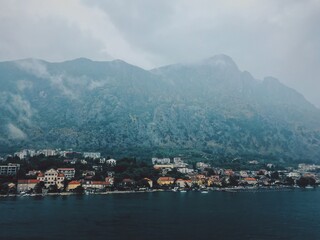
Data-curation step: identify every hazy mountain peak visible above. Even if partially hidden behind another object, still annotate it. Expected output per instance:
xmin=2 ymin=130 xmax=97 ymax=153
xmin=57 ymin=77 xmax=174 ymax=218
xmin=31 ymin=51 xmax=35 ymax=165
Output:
xmin=263 ymin=76 xmax=280 ymax=84
xmin=202 ymin=54 xmax=238 ymax=70
xmin=65 ymin=57 xmax=93 ymax=63
xmin=1 ymin=56 xmax=320 ymax=161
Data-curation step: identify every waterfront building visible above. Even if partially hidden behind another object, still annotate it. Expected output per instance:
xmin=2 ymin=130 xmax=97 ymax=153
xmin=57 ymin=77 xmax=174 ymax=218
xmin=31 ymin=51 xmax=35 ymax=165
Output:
xmin=37 ymin=169 xmax=65 ymax=189
xmin=143 ymin=178 xmax=153 ymax=188
xmin=243 ymin=177 xmax=258 ymax=185
xmin=67 ymin=181 xmax=81 ymax=191
xmin=82 ymin=181 xmax=109 ymax=190
xmin=105 ymin=177 xmax=114 ymax=186
xmin=157 ymin=177 xmax=175 ymax=186
xmin=17 ymin=179 xmax=39 ymax=192
xmin=175 ymin=179 xmax=192 ymax=188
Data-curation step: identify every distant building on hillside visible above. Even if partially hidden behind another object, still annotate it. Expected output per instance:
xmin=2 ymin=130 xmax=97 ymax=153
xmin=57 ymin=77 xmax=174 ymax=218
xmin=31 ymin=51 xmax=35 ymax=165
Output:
xmin=14 ymin=149 xmax=36 ymax=159
xmin=83 ymin=152 xmax=101 ymax=159
xmin=106 ymin=158 xmax=117 ymax=166
xmin=38 ymin=149 xmax=57 ymax=157
xmin=152 ymin=158 xmax=171 ymax=165
xmin=57 ymin=168 xmax=75 ymax=180
xmin=0 ymin=163 xmax=20 ymax=176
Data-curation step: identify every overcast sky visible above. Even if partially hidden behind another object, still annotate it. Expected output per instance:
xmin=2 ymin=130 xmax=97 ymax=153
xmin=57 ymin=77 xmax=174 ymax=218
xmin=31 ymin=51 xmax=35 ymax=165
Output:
xmin=1 ymin=0 xmax=320 ymax=107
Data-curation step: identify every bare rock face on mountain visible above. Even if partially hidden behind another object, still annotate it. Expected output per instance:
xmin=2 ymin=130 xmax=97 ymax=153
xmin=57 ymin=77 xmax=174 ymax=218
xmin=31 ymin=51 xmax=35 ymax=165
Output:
xmin=1 ymin=55 xmax=320 ymax=161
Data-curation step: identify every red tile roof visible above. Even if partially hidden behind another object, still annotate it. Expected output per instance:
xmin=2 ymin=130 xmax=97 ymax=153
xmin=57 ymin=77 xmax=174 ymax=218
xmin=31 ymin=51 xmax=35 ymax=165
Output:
xmin=244 ymin=177 xmax=257 ymax=181
xmin=18 ymin=179 xmax=39 ymax=184
xmin=68 ymin=181 xmax=80 ymax=185
xmin=158 ymin=177 xmax=175 ymax=181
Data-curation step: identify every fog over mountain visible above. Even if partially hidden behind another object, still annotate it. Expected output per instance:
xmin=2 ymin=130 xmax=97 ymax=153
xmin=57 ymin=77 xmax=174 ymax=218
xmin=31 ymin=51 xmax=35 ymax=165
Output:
xmin=1 ymin=55 xmax=320 ymax=161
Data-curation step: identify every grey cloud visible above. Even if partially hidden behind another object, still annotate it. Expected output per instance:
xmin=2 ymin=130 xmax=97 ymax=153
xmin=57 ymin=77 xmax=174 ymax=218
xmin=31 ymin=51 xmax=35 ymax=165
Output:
xmin=1 ymin=0 xmax=320 ymax=107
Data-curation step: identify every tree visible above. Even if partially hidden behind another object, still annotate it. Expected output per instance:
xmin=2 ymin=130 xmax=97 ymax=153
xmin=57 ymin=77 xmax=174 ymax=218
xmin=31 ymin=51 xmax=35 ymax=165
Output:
xmin=48 ymin=184 xmax=59 ymax=193
xmin=34 ymin=182 xmax=45 ymax=194
xmin=285 ymin=177 xmax=295 ymax=186
xmin=74 ymin=185 xmax=84 ymax=194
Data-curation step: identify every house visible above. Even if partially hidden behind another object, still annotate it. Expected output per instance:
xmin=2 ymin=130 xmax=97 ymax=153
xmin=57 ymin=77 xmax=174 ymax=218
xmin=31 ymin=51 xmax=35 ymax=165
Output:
xmin=83 ymin=152 xmax=101 ymax=159
xmin=175 ymin=179 xmax=192 ymax=188
xmin=67 ymin=181 xmax=81 ymax=191
xmin=244 ymin=177 xmax=257 ymax=185
xmin=63 ymin=159 xmax=76 ymax=164
xmin=37 ymin=169 xmax=65 ymax=189
xmin=224 ymin=169 xmax=234 ymax=176
xmin=207 ymin=175 xmax=221 ymax=186
xmin=122 ymin=178 xmax=135 ymax=186
xmin=196 ymin=162 xmax=210 ymax=169
xmin=143 ymin=178 xmax=153 ymax=188
xmin=93 ymin=165 xmax=103 ymax=171
xmin=82 ymin=170 xmax=95 ymax=179
xmin=106 ymin=158 xmax=117 ymax=166
xmin=239 ymin=171 xmax=249 ymax=178
xmin=177 ymin=167 xmax=194 ymax=174
xmin=26 ymin=170 xmax=41 ymax=177
xmin=57 ymin=168 xmax=75 ymax=180
xmin=17 ymin=179 xmax=39 ymax=192
xmin=82 ymin=181 xmax=109 ymax=190
xmin=105 ymin=177 xmax=114 ymax=186
xmin=157 ymin=177 xmax=175 ymax=186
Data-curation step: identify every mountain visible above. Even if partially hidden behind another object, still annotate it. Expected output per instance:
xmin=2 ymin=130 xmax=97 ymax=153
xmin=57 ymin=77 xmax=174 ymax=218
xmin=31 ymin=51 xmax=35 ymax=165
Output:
xmin=0 ymin=55 xmax=320 ymax=162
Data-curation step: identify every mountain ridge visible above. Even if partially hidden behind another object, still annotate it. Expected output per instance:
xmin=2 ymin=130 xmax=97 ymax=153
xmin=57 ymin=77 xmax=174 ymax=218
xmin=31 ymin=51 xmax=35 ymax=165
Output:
xmin=0 ymin=55 xmax=319 ymax=162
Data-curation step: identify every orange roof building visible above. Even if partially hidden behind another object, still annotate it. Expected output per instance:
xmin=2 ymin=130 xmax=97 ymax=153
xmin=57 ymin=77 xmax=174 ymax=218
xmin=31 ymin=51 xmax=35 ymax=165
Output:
xmin=157 ymin=177 xmax=175 ymax=186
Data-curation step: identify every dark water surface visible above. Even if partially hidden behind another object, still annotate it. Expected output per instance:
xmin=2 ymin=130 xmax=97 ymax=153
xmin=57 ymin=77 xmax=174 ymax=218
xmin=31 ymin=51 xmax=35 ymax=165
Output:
xmin=1 ymin=189 xmax=320 ymax=240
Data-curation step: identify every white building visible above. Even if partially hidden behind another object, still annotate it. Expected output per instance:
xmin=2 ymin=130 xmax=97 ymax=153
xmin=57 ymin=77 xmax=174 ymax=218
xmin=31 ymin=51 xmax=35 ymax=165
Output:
xmin=288 ymin=172 xmax=301 ymax=178
xmin=0 ymin=163 xmax=20 ymax=176
xmin=38 ymin=149 xmax=57 ymax=157
xmin=152 ymin=158 xmax=171 ymax=165
xmin=177 ymin=167 xmax=194 ymax=174
xmin=196 ymin=162 xmax=210 ymax=169
xmin=17 ymin=179 xmax=39 ymax=193
xmin=106 ymin=158 xmax=117 ymax=166
xmin=57 ymin=168 xmax=75 ymax=180
xmin=83 ymin=152 xmax=101 ymax=159
xmin=37 ymin=169 xmax=65 ymax=189
xmin=14 ymin=149 xmax=36 ymax=159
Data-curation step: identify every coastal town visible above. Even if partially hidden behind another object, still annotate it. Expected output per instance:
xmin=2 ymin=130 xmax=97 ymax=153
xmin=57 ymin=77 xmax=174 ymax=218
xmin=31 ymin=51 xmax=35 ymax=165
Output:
xmin=0 ymin=148 xmax=319 ymax=196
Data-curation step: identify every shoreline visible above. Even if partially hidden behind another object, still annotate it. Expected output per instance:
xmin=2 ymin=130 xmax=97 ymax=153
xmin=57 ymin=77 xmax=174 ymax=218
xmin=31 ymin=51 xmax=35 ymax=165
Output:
xmin=0 ymin=186 xmax=317 ymax=198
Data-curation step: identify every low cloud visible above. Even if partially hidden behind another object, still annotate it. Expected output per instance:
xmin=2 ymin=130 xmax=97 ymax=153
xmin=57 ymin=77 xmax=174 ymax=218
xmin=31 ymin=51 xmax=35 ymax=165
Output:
xmin=0 ymin=0 xmax=320 ymax=106
xmin=16 ymin=59 xmax=78 ymax=99
xmin=7 ymin=123 xmax=27 ymax=140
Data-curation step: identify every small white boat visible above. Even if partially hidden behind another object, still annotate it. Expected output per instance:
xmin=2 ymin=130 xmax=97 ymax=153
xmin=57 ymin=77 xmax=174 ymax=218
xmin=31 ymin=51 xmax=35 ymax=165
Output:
xmin=305 ymin=185 xmax=314 ymax=189
xmin=201 ymin=190 xmax=208 ymax=194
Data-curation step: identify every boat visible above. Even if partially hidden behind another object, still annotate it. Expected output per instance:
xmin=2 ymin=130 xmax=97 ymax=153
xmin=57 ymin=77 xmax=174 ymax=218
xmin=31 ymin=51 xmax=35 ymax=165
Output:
xmin=179 ymin=190 xmax=187 ymax=193
xmin=201 ymin=190 xmax=208 ymax=193
xmin=305 ymin=185 xmax=314 ymax=189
